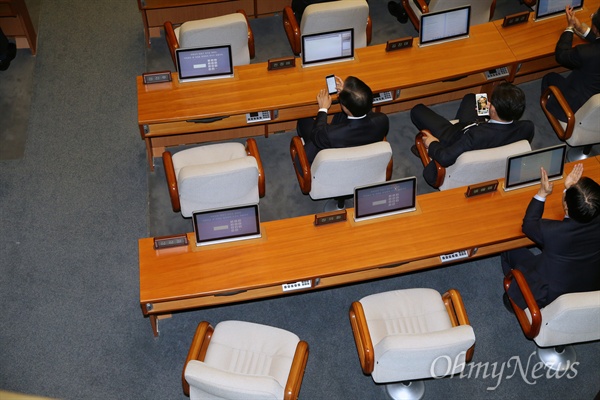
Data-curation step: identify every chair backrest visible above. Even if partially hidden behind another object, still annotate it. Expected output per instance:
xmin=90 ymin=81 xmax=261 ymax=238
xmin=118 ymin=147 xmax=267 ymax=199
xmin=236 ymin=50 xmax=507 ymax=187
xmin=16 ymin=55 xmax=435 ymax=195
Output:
xmin=529 ymin=291 xmax=600 ymax=348
xmin=418 ymin=0 xmax=495 ymax=26
xmin=301 ymin=0 xmax=370 ymax=49
xmin=440 ymin=140 xmax=531 ymax=191
xmin=175 ymin=13 xmax=250 ymax=66
xmin=564 ymin=93 xmax=600 ymax=147
xmin=309 ymin=141 xmax=392 ymax=200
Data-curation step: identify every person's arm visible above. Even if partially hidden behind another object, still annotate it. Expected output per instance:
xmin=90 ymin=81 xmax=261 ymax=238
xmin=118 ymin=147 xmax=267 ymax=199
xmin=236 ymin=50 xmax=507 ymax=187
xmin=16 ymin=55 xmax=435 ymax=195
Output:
xmin=521 ymin=167 xmax=553 ymax=244
xmin=555 ymin=6 xmax=587 ymax=68
xmin=426 ymin=131 xmax=473 ymax=168
xmin=305 ymin=89 xmax=334 ymax=150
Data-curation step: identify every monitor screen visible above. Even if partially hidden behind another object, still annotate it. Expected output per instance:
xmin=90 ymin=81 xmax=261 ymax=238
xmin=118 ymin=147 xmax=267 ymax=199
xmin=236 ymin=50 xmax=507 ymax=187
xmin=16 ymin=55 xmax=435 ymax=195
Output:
xmin=301 ymin=28 xmax=354 ymax=67
xmin=504 ymin=144 xmax=566 ymax=191
xmin=419 ymin=5 xmax=471 ymax=47
xmin=354 ymin=177 xmax=417 ymax=222
xmin=535 ymin=0 xmax=584 ymax=21
xmin=192 ymin=204 xmax=261 ymax=246
xmin=176 ymin=45 xmax=234 ymax=83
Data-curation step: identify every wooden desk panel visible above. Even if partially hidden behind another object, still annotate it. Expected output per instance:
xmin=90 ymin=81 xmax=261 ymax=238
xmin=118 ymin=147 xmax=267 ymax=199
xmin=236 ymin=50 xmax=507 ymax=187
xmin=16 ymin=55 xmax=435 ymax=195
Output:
xmin=139 ymin=158 xmax=600 ymax=335
xmin=0 ymin=0 xmax=36 ymax=54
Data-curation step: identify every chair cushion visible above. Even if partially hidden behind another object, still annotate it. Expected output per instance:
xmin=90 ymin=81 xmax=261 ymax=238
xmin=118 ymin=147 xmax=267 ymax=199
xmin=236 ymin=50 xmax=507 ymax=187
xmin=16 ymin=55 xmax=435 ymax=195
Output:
xmin=175 ymin=13 xmax=250 ymax=66
xmin=172 ymin=142 xmax=248 ymax=172
xmin=301 ymin=0 xmax=369 ymax=49
xmin=359 ymin=288 xmax=476 ymax=382
xmin=527 ymin=290 xmax=600 ymax=348
xmin=309 ymin=141 xmax=392 ymax=200
xmin=565 ymin=93 xmax=600 ymax=147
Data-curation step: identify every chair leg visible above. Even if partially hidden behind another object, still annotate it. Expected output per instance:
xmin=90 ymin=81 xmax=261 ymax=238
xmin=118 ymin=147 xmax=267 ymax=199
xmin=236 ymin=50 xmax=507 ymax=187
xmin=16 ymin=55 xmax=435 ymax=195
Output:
xmin=537 ymin=345 xmax=577 ymax=372
xmin=385 ymin=380 xmax=425 ymax=400
xmin=323 ymin=196 xmax=350 ymax=212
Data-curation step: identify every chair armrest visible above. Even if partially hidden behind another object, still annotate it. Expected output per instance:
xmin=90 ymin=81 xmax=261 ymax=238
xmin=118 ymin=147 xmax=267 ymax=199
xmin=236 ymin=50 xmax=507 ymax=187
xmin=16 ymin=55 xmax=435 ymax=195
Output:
xmin=182 ymin=321 xmax=214 ymax=396
xmin=348 ymin=301 xmax=375 ymax=374
xmin=366 ymin=15 xmax=372 ymax=45
xmin=164 ymin=21 xmax=179 ymax=68
xmin=504 ymin=269 xmax=542 ymax=340
xmin=402 ymin=0 xmax=428 ymax=30
xmin=162 ymin=151 xmax=181 ymax=212
xmin=489 ymin=0 xmax=497 ymax=21
xmin=290 ymin=136 xmax=312 ymax=195
xmin=415 ymin=131 xmax=445 ymax=188
xmin=384 ymin=137 xmax=393 ymax=180
xmin=245 ymin=138 xmax=265 ymax=197
xmin=540 ymin=85 xmax=575 ymax=141
xmin=283 ymin=340 xmax=309 ymax=400
xmin=442 ymin=289 xmax=474 ymax=362
xmin=237 ymin=9 xmax=255 ymax=59
xmin=283 ymin=6 xmax=301 ymax=55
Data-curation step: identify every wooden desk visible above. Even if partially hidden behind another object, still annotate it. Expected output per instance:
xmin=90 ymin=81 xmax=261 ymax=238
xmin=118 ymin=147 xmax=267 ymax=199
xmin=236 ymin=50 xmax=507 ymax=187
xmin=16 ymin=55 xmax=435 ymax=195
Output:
xmin=137 ymin=0 xmax=290 ymax=47
xmin=494 ymin=0 xmax=600 ymax=84
xmin=0 ymin=0 xmax=36 ymax=54
xmin=139 ymin=157 xmax=600 ymax=336
xmin=138 ymin=22 xmax=516 ymax=169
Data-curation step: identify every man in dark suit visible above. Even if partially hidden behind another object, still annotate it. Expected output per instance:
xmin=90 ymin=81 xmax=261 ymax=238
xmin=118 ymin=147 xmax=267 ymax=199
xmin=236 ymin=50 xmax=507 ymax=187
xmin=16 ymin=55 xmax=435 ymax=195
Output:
xmin=296 ymin=75 xmax=389 ymax=163
xmin=501 ymin=163 xmax=600 ymax=310
xmin=291 ymin=0 xmax=331 ymax=23
xmin=410 ymin=82 xmax=535 ymax=187
xmin=541 ymin=6 xmax=600 ymax=121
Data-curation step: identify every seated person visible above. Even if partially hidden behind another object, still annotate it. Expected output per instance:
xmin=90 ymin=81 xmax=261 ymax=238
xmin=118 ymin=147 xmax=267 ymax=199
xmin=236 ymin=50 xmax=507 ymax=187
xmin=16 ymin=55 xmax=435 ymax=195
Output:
xmin=296 ymin=75 xmax=389 ymax=163
xmin=291 ymin=0 xmax=331 ymax=23
xmin=541 ymin=6 xmax=600 ymax=121
xmin=501 ymin=164 xmax=600 ymax=311
xmin=410 ymin=82 xmax=534 ymax=187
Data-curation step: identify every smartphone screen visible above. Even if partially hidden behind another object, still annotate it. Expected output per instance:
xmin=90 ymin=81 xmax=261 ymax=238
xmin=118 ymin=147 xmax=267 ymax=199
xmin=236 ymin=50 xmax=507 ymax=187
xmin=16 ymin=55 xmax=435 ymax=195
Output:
xmin=476 ymin=93 xmax=489 ymax=117
xmin=326 ymin=75 xmax=337 ymax=95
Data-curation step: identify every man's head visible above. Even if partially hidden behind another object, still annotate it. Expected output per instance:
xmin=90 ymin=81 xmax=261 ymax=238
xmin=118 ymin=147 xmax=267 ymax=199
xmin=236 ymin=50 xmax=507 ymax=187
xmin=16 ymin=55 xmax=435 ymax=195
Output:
xmin=564 ymin=177 xmax=600 ymax=223
xmin=338 ymin=76 xmax=373 ymax=117
xmin=489 ymin=83 xmax=526 ymax=122
xmin=592 ymin=7 xmax=600 ymax=35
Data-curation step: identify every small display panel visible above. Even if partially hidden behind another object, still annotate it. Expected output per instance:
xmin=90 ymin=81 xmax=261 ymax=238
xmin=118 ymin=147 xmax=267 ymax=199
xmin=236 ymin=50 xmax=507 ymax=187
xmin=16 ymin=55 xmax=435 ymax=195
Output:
xmin=192 ymin=204 xmax=261 ymax=246
xmin=419 ymin=6 xmax=471 ymax=47
xmin=301 ymin=28 xmax=354 ymax=67
xmin=176 ymin=45 xmax=234 ymax=83
xmin=535 ymin=0 xmax=583 ymax=21
xmin=354 ymin=177 xmax=417 ymax=222
xmin=504 ymin=144 xmax=566 ymax=191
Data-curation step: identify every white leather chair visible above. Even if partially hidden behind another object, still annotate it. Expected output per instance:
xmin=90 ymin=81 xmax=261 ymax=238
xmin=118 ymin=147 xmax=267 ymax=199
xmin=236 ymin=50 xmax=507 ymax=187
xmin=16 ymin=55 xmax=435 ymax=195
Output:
xmin=504 ymin=269 xmax=600 ymax=371
xmin=163 ymin=139 xmax=265 ymax=218
xmin=415 ymin=131 xmax=532 ymax=190
xmin=164 ymin=11 xmax=255 ymax=68
xmin=283 ymin=0 xmax=371 ymax=56
xmin=183 ymin=321 xmax=309 ymax=400
xmin=402 ymin=0 xmax=496 ymax=31
xmin=349 ymin=288 xmax=476 ymax=400
xmin=290 ymin=136 xmax=393 ymax=209
xmin=541 ymin=86 xmax=600 ymax=161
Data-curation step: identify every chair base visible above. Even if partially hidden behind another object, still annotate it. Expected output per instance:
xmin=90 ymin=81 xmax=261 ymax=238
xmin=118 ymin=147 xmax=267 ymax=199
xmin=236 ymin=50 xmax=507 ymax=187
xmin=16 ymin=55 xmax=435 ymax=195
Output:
xmin=537 ymin=345 xmax=577 ymax=372
xmin=384 ymin=380 xmax=425 ymax=400
xmin=323 ymin=197 xmax=351 ymax=212
xmin=566 ymin=145 xmax=593 ymax=162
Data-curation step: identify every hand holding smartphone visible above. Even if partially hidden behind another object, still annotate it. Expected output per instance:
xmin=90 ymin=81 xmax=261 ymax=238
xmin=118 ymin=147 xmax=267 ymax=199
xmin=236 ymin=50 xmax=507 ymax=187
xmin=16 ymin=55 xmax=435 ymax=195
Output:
xmin=326 ymin=74 xmax=337 ymax=95
xmin=476 ymin=93 xmax=489 ymax=117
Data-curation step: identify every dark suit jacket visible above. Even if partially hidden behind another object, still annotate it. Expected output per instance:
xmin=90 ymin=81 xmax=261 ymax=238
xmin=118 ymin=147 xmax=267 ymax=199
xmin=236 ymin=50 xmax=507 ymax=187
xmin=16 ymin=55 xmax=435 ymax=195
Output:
xmin=303 ymin=111 xmax=389 ymax=163
xmin=554 ymin=30 xmax=600 ymax=114
xmin=517 ymin=197 xmax=600 ymax=307
xmin=424 ymin=120 xmax=535 ymax=186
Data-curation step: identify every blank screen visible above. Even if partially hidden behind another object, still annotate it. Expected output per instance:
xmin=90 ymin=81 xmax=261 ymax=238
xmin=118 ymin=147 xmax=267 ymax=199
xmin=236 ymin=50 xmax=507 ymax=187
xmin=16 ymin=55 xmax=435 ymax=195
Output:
xmin=505 ymin=145 xmax=566 ymax=190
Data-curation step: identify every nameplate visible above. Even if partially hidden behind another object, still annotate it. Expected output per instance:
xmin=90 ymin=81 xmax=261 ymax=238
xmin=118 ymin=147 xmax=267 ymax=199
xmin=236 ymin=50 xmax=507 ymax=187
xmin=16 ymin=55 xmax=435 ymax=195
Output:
xmin=268 ymin=57 xmax=296 ymax=71
xmin=154 ymin=234 xmax=188 ymax=249
xmin=142 ymin=71 xmax=172 ymax=84
xmin=314 ymin=209 xmax=347 ymax=226
xmin=502 ymin=11 xmax=530 ymax=27
xmin=386 ymin=37 xmax=414 ymax=52
xmin=465 ymin=180 xmax=499 ymax=197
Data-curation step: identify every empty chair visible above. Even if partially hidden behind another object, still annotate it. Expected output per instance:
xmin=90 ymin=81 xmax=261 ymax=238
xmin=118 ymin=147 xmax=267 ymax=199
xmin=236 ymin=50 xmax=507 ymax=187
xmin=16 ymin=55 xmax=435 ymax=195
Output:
xmin=290 ymin=136 xmax=392 ymax=209
xmin=283 ymin=0 xmax=371 ymax=55
xmin=504 ymin=269 xmax=600 ymax=371
xmin=163 ymin=139 xmax=265 ymax=218
xmin=183 ymin=320 xmax=309 ymax=400
xmin=415 ymin=131 xmax=531 ymax=190
xmin=349 ymin=288 xmax=476 ymax=399
xmin=540 ymin=86 xmax=600 ymax=161
xmin=164 ymin=10 xmax=255 ymax=68
xmin=402 ymin=0 xmax=496 ymax=31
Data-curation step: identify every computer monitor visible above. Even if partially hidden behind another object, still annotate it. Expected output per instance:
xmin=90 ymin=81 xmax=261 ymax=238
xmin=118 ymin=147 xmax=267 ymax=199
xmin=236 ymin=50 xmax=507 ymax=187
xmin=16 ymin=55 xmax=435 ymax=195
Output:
xmin=192 ymin=204 xmax=261 ymax=246
xmin=353 ymin=177 xmax=417 ymax=222
xmin=419 ymin=5 xmax=471 ymax=47
xmin=534 ymin=0 xmax=584 ymax=21
xmin=504 ymin=144 xmax=567 ymax=191
xmin=301 ymin=28 xmax=354 ymax=67
xmin=175 ymin=45 xmax=234 ymax=83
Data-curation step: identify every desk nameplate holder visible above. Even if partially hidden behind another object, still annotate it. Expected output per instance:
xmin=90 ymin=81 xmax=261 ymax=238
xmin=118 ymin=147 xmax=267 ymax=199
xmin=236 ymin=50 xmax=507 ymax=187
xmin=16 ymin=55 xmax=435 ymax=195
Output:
xmin=153 ymin=234 xmax=188 ymax=249
xmin=314 ymin=209 xmax=347 ymax=226
xmin=386 ymin=37 xmax=413 ymax=52
xmin=465 ymin=180 xmax=499 ymax=197
xmin=268 ymin=56 xmax=296 ymax=71
xmin=502 ymin=11 xmax=530 ymax=28
xmin=142 ymin=71 xmax=172 ymax=84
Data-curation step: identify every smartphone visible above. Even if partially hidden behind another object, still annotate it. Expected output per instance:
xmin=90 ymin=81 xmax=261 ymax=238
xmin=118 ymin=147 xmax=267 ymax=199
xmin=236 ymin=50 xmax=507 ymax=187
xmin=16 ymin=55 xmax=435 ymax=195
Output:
xmin=326 ymin=75 xmax=337 ymax=95
xmin=476 ymin=93 xmax=489 ymax=117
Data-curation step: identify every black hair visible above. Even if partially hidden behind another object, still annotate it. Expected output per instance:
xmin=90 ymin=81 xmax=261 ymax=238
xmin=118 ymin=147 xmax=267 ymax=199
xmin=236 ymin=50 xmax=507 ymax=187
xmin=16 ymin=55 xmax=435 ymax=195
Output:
xmin=592 ymin=7 xmax=600 ymax=32
xmin=489 ymin=83 xmax=526 ymax=121
xmin=565 ymin=177 xmax=600 ymax=223
xmin=338 ymin=76 xmax=373 ymax=117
